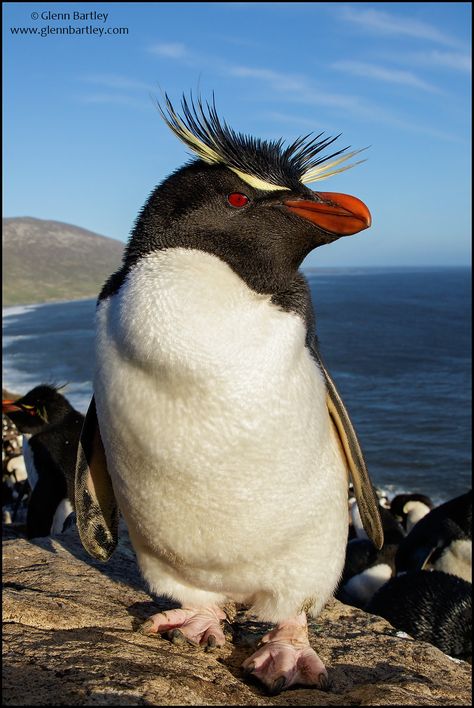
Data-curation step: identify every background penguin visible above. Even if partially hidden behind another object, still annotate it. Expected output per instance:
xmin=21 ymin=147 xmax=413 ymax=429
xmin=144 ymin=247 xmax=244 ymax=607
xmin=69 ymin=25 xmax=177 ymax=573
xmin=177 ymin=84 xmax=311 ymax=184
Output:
xmin=375 ymin=487 xmax=391 ymax=510
xmin=3 ymin=385 xmax=83 ymax=538
xmin=366 ymin=570 xmax=472 ymax=660
xmin=336 ymin=538 xmax=398 ymax=609
xmin=390 ymin=492 xmax=434 ymax=533
xmin=75 ymin=93 xmax=383 ymax=695
xmin=395 ymin=490 xmax=472 ymax=580
xmin=2 ymin=454 xmax=28 ymax=524
xmin=350 ymin=497 xmax=405 ymax=545
xmin=340 ymin=496 xmax=404 ymax=608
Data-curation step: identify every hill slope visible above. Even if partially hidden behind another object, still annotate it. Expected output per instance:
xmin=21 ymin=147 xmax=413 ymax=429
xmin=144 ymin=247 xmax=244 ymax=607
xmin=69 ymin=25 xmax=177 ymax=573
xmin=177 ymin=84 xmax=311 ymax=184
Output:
xmin=3 ymin=217 xmax=125 ymax=306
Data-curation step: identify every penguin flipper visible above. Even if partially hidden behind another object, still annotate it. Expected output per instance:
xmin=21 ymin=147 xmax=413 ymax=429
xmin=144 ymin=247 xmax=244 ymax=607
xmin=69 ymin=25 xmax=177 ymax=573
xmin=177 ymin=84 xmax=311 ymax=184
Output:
xmin=75 ymin=397 xmax=118 ymax=561
xmin=312 ymin=345 xmax=384 ymax=550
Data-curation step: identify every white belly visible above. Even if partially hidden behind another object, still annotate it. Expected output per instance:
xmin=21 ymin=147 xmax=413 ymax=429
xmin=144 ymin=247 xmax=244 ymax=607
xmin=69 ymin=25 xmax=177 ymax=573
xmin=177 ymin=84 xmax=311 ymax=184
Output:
xmin=94 ymin=249 xmax=348 ymax=619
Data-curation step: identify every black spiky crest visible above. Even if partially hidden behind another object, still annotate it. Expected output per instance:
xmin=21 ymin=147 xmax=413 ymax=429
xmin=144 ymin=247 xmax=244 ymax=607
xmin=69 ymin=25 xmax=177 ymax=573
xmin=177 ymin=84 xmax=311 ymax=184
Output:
xmin=157 ymin=92 xmax=367 ymax=191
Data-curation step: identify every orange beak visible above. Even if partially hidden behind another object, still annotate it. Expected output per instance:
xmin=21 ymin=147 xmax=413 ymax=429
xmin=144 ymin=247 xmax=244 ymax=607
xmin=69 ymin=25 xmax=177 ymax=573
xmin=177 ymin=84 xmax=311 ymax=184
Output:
xmin=2 ymin=399 xmax=21 ymax=413
xmin=284 ymin=192 xmax=371 ymax=236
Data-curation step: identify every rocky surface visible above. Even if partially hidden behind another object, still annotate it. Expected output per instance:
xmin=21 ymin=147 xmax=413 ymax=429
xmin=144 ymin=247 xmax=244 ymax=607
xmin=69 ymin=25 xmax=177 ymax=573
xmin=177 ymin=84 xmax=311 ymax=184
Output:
xmin=3 ymin=523 xmax=471 ymax=706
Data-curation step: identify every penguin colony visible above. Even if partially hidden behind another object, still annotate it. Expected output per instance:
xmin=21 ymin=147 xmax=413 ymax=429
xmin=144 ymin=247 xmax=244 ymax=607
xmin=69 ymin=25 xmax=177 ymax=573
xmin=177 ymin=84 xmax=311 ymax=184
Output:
xmin=341 ymin=489 xmax=472 ymax=660
xmin=75 ymin=93 xmax=383 ymax=694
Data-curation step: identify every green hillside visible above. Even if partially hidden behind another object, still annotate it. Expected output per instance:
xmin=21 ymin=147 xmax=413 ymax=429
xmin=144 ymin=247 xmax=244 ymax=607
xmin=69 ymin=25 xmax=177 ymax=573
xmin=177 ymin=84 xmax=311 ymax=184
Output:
xmin=3 ymin=217 xmax=124 ymax=306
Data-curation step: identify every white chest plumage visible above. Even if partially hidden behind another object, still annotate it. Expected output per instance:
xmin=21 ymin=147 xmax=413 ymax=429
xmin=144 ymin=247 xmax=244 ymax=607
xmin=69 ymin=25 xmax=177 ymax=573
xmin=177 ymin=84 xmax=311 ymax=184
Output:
xmin=94 ymin=248 xmax=348 ymax=620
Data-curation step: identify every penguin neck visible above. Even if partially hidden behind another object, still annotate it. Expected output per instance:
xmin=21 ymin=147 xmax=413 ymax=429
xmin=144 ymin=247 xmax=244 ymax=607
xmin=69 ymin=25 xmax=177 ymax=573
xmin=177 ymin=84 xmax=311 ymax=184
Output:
xmin=123 ymin=222 xmax=310 ymax=299
xmin=179 ymin=233 xmax=305 ymax=295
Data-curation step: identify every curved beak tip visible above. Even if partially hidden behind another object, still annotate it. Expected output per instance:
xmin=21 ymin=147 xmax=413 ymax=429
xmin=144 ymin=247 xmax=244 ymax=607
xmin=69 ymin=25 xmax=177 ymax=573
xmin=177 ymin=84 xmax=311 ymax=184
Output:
xmin=284 ymin=192 xmax=372 ymax=237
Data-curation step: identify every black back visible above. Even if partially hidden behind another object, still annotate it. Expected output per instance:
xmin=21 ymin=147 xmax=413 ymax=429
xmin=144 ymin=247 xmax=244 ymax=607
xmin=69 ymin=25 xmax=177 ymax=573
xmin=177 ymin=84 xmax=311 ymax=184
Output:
xmin=367 ymin=570 xmax=472 ymax=659
xmin=396 ymin=490 xmax=472 ymax=574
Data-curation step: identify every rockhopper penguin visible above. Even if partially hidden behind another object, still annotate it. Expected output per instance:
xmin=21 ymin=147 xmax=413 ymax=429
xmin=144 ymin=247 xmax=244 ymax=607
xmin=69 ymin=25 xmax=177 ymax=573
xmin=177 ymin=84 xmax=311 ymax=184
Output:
xmin=395 ymin=490 xmax=471 ymax=581
xmin=366 ymin=570 xmax=472 ymax=659
xmin=76 ymin=94 xmax=383 ymax=694
xmin=3 ymin=385 xmax=82 ymax=537
xmin=390 ymin=492 xmax=434 ymax=533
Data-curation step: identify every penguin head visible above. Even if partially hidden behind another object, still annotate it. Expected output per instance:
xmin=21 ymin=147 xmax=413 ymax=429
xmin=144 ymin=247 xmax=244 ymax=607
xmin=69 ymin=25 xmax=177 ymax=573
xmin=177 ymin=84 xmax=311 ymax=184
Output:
xmin=390 ymin=493 xmax=434 ymax=529
xmin=2 ymin=384 xmax=74 ymax=434
xmin=120 ymin=94 xmax=371 ymax=295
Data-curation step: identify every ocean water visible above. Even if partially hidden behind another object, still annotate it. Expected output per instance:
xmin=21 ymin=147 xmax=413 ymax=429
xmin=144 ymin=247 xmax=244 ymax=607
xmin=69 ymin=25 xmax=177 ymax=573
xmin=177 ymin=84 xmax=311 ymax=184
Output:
xmin=2 ymin=267 xmax=471 ymax=504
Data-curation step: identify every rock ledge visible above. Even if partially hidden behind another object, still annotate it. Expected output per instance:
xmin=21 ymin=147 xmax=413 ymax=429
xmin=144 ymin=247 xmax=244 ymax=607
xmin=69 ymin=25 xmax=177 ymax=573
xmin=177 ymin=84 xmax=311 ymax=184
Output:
xmin=2 ymin=525 xmax=471 ymax=706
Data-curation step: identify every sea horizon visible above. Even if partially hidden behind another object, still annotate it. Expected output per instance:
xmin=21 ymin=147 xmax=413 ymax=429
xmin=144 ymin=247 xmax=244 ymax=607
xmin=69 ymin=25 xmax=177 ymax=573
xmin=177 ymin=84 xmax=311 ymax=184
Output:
xmin=2 ymin=264 xmax=471 ymax=315
xmin=2 ymin=267 xmax=470 ymax=505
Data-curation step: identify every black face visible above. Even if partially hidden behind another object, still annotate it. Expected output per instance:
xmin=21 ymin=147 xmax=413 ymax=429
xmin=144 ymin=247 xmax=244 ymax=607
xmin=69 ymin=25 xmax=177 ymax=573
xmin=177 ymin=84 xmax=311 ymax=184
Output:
xmin=101 ymin=160 xmax=370 ymax=299
xmin=2 ymin=385 xmax=73 ymax=433
xmin=126 ymin=162 xmax=321 ymax=293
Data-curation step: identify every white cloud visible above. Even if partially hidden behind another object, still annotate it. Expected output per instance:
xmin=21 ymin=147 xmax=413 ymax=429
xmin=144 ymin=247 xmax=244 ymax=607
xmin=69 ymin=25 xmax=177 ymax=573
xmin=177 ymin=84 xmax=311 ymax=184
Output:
xmin=338 ymin=5 xmax=463 ymax=48
xmin=228 ymin=66 xmax=308 ymax=92
xmin=148 ymin=42 xmax=188 ymax=59
xmin=331 ymin=60 xmax=443 ymax=94
xmin=398 ymin=50 xmax=471 ymax=73
xmin=145 ymin=45 xmax=462 ymax=142
xmin=227 ymin=63 xmax=384 ymax=115
xmin=229 ymin=62 xmax=461 ymax=140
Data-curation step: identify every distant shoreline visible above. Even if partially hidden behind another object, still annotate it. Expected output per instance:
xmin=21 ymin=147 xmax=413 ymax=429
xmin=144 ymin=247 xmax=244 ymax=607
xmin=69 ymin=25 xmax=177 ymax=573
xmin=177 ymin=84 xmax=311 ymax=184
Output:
xmin=2 ymin=295 xmax=97 ymax=315
xmin=2 ymin=265 xmax=470 ymax=312
xmin=303 ymin=264 xmax=471 ymax=273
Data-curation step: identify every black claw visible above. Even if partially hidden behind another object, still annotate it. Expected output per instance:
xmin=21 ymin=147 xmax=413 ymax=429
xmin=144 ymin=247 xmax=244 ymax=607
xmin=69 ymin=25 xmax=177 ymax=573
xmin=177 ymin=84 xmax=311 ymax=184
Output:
xmin=268 ymin=676 xmax=286 ymax=695
xmin=204 ymin=634 xmax=217 ymax=652
xmin=242 ymin=661 xmax=256 ymax=677
xmin=318 ymin=673 xmax=330 ymax=691
xmin=167 ymin=628 xmax=186 ymax=645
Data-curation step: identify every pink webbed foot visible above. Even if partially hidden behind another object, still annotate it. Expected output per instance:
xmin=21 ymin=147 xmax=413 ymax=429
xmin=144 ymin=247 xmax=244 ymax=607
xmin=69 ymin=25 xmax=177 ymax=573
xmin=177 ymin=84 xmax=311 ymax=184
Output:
xmin=140 ymin=605 xmax=226 ymax=650
xmin=242 ymin=613 xmax=328 ymax=694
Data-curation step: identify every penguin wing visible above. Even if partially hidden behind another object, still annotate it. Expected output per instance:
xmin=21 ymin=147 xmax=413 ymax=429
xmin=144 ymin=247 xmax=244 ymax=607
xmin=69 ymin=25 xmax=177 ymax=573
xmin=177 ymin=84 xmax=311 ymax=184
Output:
xmin=311 ymin=342 xmax=384 ymax=550
xmin=75 ymin=397 xmax=118 ymax=561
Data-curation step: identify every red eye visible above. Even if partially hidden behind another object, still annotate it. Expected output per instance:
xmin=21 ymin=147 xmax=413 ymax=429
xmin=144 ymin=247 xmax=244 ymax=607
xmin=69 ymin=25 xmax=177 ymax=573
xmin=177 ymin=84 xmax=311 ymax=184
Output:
xmin=227 ymin=192 xmax=249 ymax=208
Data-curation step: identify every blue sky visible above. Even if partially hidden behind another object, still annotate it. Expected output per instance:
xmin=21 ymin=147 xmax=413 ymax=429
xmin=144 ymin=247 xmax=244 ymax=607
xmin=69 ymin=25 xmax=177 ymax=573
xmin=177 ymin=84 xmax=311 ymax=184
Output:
xmin=3 ymin=2 xmax=472 ymax=267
